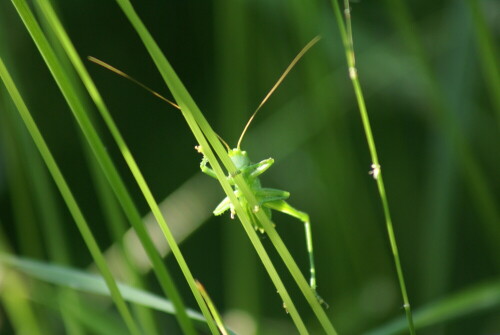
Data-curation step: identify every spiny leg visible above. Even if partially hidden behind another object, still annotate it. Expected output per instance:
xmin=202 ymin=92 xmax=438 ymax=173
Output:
xmin=213 ymin=189 xmax=241 ymax=218
xmin=213 ymin=196 xmax=231 ymax=216
xmin=264 ymin=199 xmax=326 ymax=306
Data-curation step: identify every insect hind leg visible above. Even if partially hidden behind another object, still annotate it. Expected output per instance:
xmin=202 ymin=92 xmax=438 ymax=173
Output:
xmin=264 ymin=200 xmax=327 ymax=307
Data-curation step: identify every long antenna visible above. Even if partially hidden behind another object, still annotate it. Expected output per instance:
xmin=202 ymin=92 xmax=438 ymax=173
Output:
xmin=236 ymin=35 xmax=321 ymax=149
xmin=88 ymin=56 xmax=233 ymax=151
xmin=88 ymin=56 xmax=180 ymax=110
xmin=216 ymin=133 xmax=231 ymax=151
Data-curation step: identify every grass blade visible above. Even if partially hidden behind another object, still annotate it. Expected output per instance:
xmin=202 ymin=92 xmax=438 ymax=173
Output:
xmin=0 ymin=255 xmax=206 ymax=325
xmin=366 ymin=280 xmax=500 ymax=335
xmin=0 ymin=56 xmax=140 ymax=335
xmin=0 ymin=228 xmax=44 ymax=335
xmin=31 ymin=0 xmax=197 ymax=333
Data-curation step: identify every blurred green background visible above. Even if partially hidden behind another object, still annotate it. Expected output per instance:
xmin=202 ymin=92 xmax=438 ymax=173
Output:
xmin=0 ymin=0 xmax=499 ymax=334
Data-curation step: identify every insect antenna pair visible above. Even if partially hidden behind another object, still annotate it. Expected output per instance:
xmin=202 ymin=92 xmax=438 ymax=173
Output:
xmin=89 ymin=35 xmax=320 ymax=150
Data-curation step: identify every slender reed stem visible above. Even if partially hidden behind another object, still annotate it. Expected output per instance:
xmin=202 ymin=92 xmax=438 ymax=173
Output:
xmin=330 ymin=1 xmax=416 ymax=333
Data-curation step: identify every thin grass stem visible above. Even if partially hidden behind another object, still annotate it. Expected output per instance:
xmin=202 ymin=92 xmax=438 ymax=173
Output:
xmin=330 ymin=0 xmax=416 ymax=333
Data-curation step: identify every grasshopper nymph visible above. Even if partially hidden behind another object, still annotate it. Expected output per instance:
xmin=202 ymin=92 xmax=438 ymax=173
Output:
xmin=88 ymin=36 xmax=325 ymax=306
xmin=197 ymin=36 xmax=326 ymax=306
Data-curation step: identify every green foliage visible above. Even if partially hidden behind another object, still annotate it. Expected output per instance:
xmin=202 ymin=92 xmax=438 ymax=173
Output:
xmin=0 ymin=0 xmax=499 ymax=334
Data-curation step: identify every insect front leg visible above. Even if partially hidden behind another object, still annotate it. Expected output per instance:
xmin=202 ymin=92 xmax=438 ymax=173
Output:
xmin=198 ymin=147 xmax=237 ymax=184
xmin=246 ymin=158 xmax=274 ymax=178
xmin=199 ymin=156 xmax=218 ymax=179
xmin=264 ymin=199 xmax=327 ymax=307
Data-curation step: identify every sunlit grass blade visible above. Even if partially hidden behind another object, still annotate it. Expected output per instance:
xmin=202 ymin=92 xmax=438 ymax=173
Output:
xmin=0 ymin=57 xmax=140 ymax=335
xmin=114 ymin=0 xmax=337 ymax=333
xmin=196 ymin=280 xmax=230 ymax=335
xmin=0 ymin=255 xmax=208 ymax=325
xmin=366 ymin=279 xmax=500 ymax=335
xmin=0 ymin=228 xmax=44 ymax=335
xmin=330 ymin=0 xmax=416 ymax=333
xmin=0 ymin=266 xmax=44 ymax=335
xmin=31 ymin=1 xmax=192 ymax=333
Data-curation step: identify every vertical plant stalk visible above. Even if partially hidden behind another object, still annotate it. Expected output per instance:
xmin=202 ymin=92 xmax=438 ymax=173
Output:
xmin=330 ymin=1 xmax=416 ymax=333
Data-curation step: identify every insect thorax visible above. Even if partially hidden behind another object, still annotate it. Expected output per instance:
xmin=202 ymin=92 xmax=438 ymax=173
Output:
xmin=228 ymin=148 xmax=251 ymax=170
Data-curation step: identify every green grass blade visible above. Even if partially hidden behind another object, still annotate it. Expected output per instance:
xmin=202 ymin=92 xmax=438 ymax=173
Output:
xmin=10 ymin=0 xmax=196 ymax=332
xmin=330 ymin=0 xmax=416 ymax=333
xmin=0 ymin=228 xmax=44 ymax=335
xmin=42 ymin=30 xmax=159 ymax=335
xmin=0 ymin=107 xmax=43 ymax=258
xmin=0 ymin=18 xmax=86 ymax=334
xmin=0 ymin=266 xmax=44 ymax=335
xmin=0 ymin=255 xmax=206 ymax=324
xmin=0 ymin=56 xmax=140 ymax=335
xmin=366 ymin=280 xmax=500 ymax=335
xmin=1 ymin=254 xmax=241 ymax=334
xmin=0 ymin=107 xmax=69 ymax=262
xmin=196 ymin=281 xmax=230 ymax=335
xmin=31 ymin=1 xmax=195 ymax=333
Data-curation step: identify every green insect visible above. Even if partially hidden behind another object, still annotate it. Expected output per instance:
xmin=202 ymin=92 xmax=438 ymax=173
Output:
xmin=89 ymin=36 xmax=325 ymax=305
xmin=196 ymin=37 xmax=325 ymax=305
